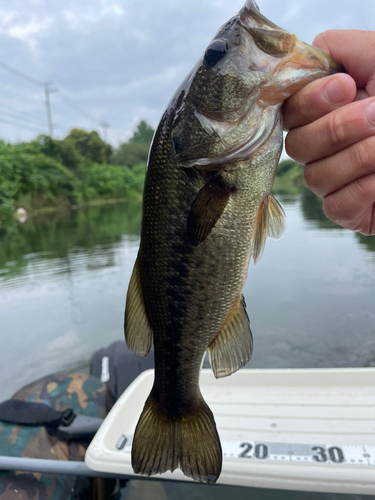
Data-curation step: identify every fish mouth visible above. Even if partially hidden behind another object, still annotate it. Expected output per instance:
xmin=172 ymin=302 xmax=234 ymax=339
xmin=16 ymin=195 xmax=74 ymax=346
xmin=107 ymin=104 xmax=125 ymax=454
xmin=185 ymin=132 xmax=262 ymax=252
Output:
xmin=239 ymin=0 xmax=344 ymax=76
xmin=285 ymin=40 xmax=345 ymax=74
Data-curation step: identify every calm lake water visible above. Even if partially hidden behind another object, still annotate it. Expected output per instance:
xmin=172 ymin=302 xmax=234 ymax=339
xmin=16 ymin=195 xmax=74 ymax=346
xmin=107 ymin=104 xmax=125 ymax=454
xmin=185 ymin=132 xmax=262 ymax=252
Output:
xmin=1 ymin=190 xmax=375 ymax=499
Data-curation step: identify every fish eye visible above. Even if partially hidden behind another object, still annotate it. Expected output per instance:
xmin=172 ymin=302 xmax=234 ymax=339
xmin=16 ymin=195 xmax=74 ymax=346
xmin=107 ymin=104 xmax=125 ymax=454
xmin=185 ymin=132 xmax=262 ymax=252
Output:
xmin=204 ymin=39 xmax=229 ymax=67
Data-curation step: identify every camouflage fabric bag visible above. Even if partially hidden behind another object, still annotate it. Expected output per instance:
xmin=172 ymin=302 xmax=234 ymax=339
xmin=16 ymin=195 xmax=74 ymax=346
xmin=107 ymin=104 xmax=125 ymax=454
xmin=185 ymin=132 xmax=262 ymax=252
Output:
xmin=0 ymin=372 xmax=114 ymax=500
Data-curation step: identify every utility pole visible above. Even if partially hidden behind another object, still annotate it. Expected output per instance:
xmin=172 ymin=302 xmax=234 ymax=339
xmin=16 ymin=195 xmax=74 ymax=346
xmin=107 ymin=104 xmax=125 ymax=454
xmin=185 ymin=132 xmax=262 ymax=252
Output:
xmin=44 ymin=83 xmax=58 ymax=137
xmin=102 ymin=122 xmax=109 ymax=142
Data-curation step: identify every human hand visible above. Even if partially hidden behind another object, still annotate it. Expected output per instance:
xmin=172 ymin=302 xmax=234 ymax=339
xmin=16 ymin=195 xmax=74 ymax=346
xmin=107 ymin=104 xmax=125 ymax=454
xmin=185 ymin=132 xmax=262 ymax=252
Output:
xmin=283 ymin=30 xmax=375 ymax=235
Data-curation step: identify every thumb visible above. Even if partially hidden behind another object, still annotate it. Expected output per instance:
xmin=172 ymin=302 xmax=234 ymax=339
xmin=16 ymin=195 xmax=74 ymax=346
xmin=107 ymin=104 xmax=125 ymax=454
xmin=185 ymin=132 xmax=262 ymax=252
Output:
xmin=283 ymin=73 xmax=356 ymax=131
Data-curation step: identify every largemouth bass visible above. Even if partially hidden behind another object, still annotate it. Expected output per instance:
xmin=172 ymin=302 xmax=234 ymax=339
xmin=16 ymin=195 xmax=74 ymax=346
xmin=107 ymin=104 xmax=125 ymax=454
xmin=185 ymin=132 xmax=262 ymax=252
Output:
xmin=124 ymin=0 xmax=343 ymax=484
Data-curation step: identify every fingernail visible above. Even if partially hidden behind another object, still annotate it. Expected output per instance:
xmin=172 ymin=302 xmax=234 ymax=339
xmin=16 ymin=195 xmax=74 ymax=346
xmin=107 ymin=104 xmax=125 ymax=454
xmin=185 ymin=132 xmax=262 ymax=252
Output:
xmin=323 ymin=78 xmax=346 ymax=104
xmin=366 ymin=100 xmax=375 ymax=126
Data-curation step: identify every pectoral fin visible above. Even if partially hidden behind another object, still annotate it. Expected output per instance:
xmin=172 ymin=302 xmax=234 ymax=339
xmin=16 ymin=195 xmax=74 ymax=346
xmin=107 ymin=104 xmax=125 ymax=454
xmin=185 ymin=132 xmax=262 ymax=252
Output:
xmin=187 ymin=175 xmax=233 ymax=246
xmin=208 ymin=296 xmax=253 ymax=378
xmin=267 ymin=195 xmax=285 ymax=240
xmin=124 ymin=257 xmax=153 ymax=357
xmin=252 ymin=194 xmax=285 ymax=264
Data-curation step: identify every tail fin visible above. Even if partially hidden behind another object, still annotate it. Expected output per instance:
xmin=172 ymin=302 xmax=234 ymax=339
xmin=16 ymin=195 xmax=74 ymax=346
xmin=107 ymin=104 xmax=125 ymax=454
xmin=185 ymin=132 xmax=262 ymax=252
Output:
xmin=131 ymin=394 xmax=222 ymax=484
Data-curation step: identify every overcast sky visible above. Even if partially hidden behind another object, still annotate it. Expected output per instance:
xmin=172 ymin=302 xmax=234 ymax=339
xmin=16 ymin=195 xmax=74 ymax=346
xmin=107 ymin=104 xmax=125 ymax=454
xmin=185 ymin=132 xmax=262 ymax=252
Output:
xmin=0 ymin=0 xmax=373 ymax=146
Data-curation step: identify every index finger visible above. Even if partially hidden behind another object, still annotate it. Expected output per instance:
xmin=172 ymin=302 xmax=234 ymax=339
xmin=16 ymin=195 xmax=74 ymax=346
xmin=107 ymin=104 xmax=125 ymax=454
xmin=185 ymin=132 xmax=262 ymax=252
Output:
xmin=313 ymin=30 xmax=375 ymax=94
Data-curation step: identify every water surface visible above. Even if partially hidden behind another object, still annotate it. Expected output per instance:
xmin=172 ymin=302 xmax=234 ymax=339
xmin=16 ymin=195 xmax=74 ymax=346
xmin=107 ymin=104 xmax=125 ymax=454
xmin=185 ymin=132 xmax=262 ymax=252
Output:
xmin=1 ymin=192 xmax=375 ymax=401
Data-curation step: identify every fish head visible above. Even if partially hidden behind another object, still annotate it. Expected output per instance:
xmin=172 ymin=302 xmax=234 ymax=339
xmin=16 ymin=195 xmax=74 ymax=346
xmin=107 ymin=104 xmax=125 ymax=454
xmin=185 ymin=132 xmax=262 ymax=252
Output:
xmin=238 ymin=0 xmax=343 ymax=105
xmin=171 ymin=0 xmax=344 ymax=168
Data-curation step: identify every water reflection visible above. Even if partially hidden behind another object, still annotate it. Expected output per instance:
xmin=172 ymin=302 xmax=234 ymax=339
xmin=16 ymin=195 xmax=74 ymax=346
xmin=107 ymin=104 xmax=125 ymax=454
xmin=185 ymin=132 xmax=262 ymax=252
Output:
xmin=299 ymin=186 xmax=375 ymax=256
xmin=0 ymin=195 xmax=374 ymax=399
xmin=356 ymin=232 xmax=375 ymax=254
xmin=0 ymin=202 xmax=142 ymax=401
xmin=300 ymin=186 xmax=375 ymax=248
xmin=300 ymin=188 xmax=341 ymax=230
xmin=0 ymin=201 xmax=142 ymax=282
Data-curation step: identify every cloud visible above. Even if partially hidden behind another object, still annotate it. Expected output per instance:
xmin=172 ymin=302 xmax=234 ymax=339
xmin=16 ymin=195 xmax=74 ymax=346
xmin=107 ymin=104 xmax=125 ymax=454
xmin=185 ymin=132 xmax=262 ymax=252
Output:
xmin=62 ymin=2 xmax=125 ymax=33
xmin=0 ymin=10 xmax=53 ymax=51
xmin=0 ymin=0 xmax=373 ymax=145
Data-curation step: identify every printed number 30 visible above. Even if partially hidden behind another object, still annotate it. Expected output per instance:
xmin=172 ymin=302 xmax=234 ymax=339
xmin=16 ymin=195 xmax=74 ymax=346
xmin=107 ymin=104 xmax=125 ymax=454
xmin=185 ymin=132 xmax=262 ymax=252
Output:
xmin=312 ymin=446 xmax=345 ymax=463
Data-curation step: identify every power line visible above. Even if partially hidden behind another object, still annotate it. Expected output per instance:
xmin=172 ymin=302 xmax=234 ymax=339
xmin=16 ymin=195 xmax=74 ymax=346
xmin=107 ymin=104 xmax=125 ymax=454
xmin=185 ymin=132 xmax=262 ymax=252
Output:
xmin=0 ymin=87 xmax=43 ymax=104
xmin=0 ymin=60 xmax=58 ymax=137
xmin=0 ymin=101 xmax=47 ymax=126
xmin=0 ymin=112 xmax=66 ymax=135
xmin=0 ymin=109 xmax=47 ymax=128
xmin=0 ymin=92 xmax=85 ymax=136
xmin=0 ymin=116 xmax=44 ymax=133
xmin=56 ymin=92 xmax=102 ymax=127
xmin=0 ymin=60 xmax=109 ymax=138
xmin=0 ymin=96 xmax=66 ymax=134
xmin=0 ymin=61 xmax=44 ymax=87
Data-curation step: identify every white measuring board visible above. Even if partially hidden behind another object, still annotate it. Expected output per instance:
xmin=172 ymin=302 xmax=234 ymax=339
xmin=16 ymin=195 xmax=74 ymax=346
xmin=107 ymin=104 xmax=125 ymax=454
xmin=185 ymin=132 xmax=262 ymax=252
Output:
xmin=116 ymin=434 xmax=375 ymax=466
xmin=86 ymin=368 xmax=375 ymax=494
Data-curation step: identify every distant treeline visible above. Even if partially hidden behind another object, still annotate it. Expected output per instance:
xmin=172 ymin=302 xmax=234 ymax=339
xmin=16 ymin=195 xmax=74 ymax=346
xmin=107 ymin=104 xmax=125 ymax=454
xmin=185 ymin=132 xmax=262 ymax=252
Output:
xmin=0 ymin=118 xmax=304 ymax=217
xmin=0 ymin=120 xmax=154 ymax=216
xmin=273 ymin=159 xmax=304 ymax=194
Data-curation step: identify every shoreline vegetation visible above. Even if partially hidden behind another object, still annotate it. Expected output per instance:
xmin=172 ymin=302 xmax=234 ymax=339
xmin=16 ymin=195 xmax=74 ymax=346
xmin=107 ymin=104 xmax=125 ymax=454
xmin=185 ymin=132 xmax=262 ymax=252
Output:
xmin=272 ymin=159 xmax=305 ymax=195
xmin=0 ymin=120 xmax=154 ymax=219
xmin=0 ymin=119 xmax=305 ymax=219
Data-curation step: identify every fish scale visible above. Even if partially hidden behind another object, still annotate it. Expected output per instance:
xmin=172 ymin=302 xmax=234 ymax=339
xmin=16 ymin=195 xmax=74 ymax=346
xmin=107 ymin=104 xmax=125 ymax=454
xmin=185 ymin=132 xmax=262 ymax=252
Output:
xmin=124 ymin=0 xmax=343 ymax=484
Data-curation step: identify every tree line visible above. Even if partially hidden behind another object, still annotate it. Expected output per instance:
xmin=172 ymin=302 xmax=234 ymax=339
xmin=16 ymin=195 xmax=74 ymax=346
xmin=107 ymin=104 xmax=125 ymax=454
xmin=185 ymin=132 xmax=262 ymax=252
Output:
xmin=0 ymin=120 xmax=155 ymax=216
xmin=0 ymin=117 xmax=304 ymax=217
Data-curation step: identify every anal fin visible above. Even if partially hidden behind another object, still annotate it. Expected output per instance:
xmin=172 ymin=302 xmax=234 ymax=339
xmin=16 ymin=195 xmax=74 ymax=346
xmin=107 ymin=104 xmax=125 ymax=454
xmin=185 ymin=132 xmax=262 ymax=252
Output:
xmin=252 ymin=194 xmax=285 ymax=264
xmin=124 ymin=256 xmax=153 ymax=357
xmin=208 ymin=296 xmax=253 ymax=379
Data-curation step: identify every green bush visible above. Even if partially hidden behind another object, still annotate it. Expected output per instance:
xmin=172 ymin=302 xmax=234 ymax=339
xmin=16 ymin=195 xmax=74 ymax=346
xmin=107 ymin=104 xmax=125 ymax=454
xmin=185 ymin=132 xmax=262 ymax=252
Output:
xmin=277 ymin=159 xmax=298 ymax=176
xmin=0 ymin=141 xmax=21 ymax=213
xmin=83 ymin=162 xmax=146 ymax=200
xmin=0 ymin=123 xmax=148 ymax=215
xmin=273 ymin=159 xmax=304 ymax=194
xmin=32 ymin=135 xmax=84 ymax=175
xmin=111 ymin=142 xmax=150 ymax=168
xmin=111 ymin=120 xmax=154 ymax=168
xmin=64 ymin=129 xmax=112 ymax=164
xmin=0 ymin=140 xmax=81 ymax=214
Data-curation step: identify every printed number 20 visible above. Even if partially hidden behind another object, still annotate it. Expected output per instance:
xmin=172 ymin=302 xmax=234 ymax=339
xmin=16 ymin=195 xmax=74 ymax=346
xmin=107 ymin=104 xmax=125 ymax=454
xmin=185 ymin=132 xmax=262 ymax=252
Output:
xmin=239 ymin=442 xmax=253 ymax=458
xmin=239 ymin=443 xmax=269 ymax=459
